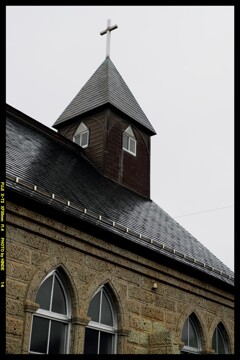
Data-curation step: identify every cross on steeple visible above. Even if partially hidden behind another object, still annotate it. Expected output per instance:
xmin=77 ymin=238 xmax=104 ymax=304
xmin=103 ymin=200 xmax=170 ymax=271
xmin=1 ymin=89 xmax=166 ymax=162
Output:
xmin=100 ymin=19 xmax=118 ymax=58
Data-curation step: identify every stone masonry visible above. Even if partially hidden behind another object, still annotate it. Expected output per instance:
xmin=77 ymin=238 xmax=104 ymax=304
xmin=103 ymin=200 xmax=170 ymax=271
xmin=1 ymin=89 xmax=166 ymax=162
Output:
xmin=6 ymin=201 xmax=234 ymax=354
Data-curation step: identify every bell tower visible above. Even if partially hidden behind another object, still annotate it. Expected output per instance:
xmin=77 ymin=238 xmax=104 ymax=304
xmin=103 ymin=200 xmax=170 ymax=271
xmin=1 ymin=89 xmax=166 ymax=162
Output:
xmin=53 ymin=20 xmax=156 ymax=198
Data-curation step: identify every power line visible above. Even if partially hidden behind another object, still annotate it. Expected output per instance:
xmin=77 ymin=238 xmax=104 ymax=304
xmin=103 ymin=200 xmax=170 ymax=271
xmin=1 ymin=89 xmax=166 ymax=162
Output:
xmin=174 ymin=205 xmax=234 ymax=219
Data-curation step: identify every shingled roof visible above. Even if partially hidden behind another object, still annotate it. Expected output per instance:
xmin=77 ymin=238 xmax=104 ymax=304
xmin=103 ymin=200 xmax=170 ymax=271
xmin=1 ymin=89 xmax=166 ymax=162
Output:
xmin=6 ymin=106 xmax=234 ymax=287
xmin=53 ymin=58 xmax=156 ymax=135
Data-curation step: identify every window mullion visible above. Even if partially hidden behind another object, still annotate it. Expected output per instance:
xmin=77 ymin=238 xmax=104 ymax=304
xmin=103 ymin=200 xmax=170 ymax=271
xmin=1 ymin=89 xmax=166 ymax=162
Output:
xmin=99 ymin=289 xmax=103 ymax=323
xmin=49 ymin=273 xmax=55 ymax=312
xmin=46 ymin=320 xmax=51 ymax=354
xmin=97 ymin=331 xmax=101 ymax=354
xmin=127 ymin=137 xmax=130 ymax=151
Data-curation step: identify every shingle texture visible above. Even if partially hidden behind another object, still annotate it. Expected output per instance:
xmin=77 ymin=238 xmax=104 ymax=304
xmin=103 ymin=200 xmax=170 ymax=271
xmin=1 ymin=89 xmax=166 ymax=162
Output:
xmin=6 ymin=110 xmax=234 ymax=286
xmin=53 ymin=58 xmax=156 ymax=135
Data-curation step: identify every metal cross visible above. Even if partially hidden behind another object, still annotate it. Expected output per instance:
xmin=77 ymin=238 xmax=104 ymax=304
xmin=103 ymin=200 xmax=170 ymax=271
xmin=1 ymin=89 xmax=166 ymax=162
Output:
xmin=100 ymin=19 xmax=118 ymax=58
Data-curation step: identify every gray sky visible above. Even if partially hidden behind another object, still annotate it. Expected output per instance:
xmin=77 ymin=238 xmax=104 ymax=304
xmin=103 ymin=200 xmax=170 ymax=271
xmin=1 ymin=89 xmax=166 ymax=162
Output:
xmin=6 ymin=6 xmax=234 ymax=271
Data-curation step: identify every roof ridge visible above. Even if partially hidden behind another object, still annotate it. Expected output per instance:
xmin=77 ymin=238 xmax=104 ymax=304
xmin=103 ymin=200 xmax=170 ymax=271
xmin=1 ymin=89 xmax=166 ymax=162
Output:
xmin=106 ymin=57 xmax=110 ymax=101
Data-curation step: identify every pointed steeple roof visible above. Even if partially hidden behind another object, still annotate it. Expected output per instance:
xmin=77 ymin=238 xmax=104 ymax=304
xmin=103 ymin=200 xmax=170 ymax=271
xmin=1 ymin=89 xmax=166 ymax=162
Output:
xmin=53 ymin=58 xmax=156 ymax=135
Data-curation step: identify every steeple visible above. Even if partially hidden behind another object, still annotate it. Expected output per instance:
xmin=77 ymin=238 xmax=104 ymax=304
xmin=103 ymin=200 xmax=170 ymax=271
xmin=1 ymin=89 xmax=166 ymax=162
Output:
xmin=53 ymin=21 xmax=156 ymax=198
xmin=53 ymin=57 xmax=156 ymax=135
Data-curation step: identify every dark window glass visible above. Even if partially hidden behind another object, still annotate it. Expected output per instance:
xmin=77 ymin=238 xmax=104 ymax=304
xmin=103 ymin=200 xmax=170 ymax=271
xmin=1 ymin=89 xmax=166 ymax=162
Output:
xmin=84 ymin=328 xmax=99 ymax=354
xmin=74 ymin=134 xmax=81 ymax=145
xmin=30 ymin=316 xmax=49 ymax=353
xmin=123 ymin=134 xmax=128 ymax=150
xmin=52 ymin=276 xmax=66 ymax=314
xmin=49 ymin=320 xmax=66 ymax=354
xmin=88 ymin=291 xmax=100 ymax=322
xmin=212 ymin=329 xmax=217 ymax=352
xmin=212 ymin=327 xmax=226 ymax=354
xmin=99 ymin=332 xmax=113 ymax=354
xmin=36 ymin=275 xmax=53 ymax=311
xmin=129 ymin=138 xmax=136 ymax=154
xmin=182 ymin=319 xmax=188 ymax=345
xmin=101 ymin=291 xmax=113 ymax=326
xmin=81 ymin=132 xmax=88 ymax=147
xmin=218 ymin=329 xmax=226 ymax=354
xmin=189 ymin=319 xmax=198 ymax=348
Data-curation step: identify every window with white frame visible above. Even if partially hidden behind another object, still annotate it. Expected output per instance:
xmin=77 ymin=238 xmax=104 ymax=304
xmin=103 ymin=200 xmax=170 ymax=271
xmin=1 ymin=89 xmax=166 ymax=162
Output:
xmin=212 ymin=323 xmax=229 ymax=354
xmin=84 ymin=286 xmax=117 ymax=354
xmin=123 ymin=126 xmax=137 ymax=156
xmin=181 ymin=313 xmax=202 ymax=354
xmin=73 ymin=122 xmax=89 ymax=148
xmin=29 ymin=270 xmax=71 ymax=354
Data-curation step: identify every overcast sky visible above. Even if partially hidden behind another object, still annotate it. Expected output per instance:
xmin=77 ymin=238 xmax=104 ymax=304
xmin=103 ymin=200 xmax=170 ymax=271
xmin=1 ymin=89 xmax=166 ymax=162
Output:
xmin=6 ymin=6 xmax=234 ymax=272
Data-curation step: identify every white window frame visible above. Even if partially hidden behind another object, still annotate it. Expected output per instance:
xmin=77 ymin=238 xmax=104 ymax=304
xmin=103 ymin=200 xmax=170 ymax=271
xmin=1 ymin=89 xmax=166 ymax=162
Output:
xmin=29 ymin=270 xmax=71 ymax=355
xmin=73 ymin=122 xmax=89 ymax=148
xmin=212 ymin=324 xmax=229 ymax=354
xmin=84 ymin=286 xmax=117 ymax=354
xmin=181 ymin=315 xmax=202 ymax=354
xmin=123 ymin=126 xmax=137 ymax=156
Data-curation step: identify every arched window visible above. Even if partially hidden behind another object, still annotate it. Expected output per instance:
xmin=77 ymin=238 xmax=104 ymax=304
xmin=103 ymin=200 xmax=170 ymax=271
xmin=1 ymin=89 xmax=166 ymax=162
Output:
xmin=181 ymin=313 xmax=202 ymax=354
xmin=123 ymin=125 xmax=137 ymax=156
xmin=84 ymin=286 xmax=117 ymax=354
xmin=73 ymin=122 xmax=89 ymax=148
xmin=29 ymin=270 xmax=71 ymax=354
xmin=212 ymin=323 xmax=229 ymax=354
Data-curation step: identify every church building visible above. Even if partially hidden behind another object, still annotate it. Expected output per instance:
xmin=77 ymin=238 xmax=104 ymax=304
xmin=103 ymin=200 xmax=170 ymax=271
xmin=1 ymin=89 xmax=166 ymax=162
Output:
xmin=6 ymin=20 xmax=234 ymax=354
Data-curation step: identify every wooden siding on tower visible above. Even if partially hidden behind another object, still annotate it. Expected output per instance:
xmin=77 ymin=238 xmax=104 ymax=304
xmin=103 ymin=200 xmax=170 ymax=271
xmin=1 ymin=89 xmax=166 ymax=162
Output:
xmin=122 ymin=130 xmax=150 ymax=198
xmin=57 ymin=108 xmax=150 ymax=198
xmin=83 ymin=111 xmax=106 ymax=172
xmin=105 ymin=110 xmax=150 ymax=198
xmin=58 ymin=110 xmax=107 ymax=173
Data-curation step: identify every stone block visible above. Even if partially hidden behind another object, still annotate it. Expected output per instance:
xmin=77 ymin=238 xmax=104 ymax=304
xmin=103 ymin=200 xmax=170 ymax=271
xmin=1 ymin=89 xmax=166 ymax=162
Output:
xmin=128 ymin=330 xmax=139 ymax=344
xmin=6 ymin=316 xmax=23 ymax=337
xmin=31 ymin=250 xmax=49 ymax=266
xmin=149 ymin=330 xmax=172 ymax=347
xmin=6 ymin=279 xmax=27 ymax=300
xmin=141 ymin=304 xmax=164 ymax=321
xmin=7 ymin=241 xmax=31 ymax=263
xmin=164 ymin=312 xmax=176 ymax=327
xmin=129 ymin=315 xmax=152 ymax=332
xmin=7 ymin=298 xmax=24 ymax=318
xmin=115 ymin=269 xmax=141 ymax=286
xmin=6 ymin=336 xmax=22 ymax=354
xmin=139 ymin=333 xmax=149 ymax=346
xmin=7 ymin=224 xmax=49 ymax=253
xmin=129 ymin=285 xmax=155 ymax=303
xmin=7 ymin=261 xmax=33 ymax=282
xmin=85 ymin=255 xmax=108 ymax=272
xmin=165 ymin=299 xmax=176 ymax=312
xmin=126 ymin=299 xmax=141 ymax=315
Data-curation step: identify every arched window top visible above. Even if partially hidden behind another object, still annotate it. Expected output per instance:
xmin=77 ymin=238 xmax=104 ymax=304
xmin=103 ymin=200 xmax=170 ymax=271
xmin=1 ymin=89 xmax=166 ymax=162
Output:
xmin=181 ymin=313 xmax=202 ymax=354
xmin=76 ymin=121 xmax=88 ymax=133
xmin=29 ymin=270 xmax=71 ymax=354
xmin=87 ymin=286 xmax=116 ymax=327
xmin=212 ymin=323 xmax=229 ymax=354
xmin=36 ymin=271 xmax=68 ymax=315
xmin=73 ymin=121 xmax=89 ymax=148
xmin=123 ymin=125 xmax=137 ymax=156
xmin=84 ymin=285 xmax=117 ymax=354
xmin=124 ymin=125 xmax=135 ymax=138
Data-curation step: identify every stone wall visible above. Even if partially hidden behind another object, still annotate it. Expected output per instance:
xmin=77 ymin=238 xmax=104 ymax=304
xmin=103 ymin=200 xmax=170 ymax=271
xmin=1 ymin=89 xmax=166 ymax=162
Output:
xmin=6 ymin=201 xmax=234 ymax=354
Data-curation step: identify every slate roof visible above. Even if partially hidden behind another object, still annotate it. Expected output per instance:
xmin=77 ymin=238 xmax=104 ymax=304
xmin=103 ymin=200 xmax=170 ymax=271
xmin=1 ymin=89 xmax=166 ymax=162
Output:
xmin=6 ymin=106 xmax=234 ymax=286
xmin=53 ymin=58 xmax=156 ymax=135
